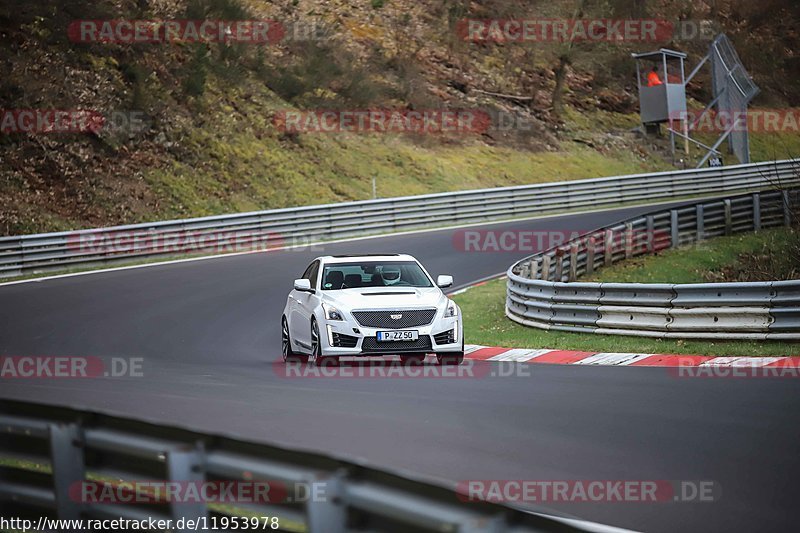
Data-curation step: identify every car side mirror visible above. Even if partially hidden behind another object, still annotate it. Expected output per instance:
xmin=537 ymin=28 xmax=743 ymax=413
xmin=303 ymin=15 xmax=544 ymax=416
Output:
xmin=294 ymin=279 xmax=313 ymax=293
xmin=436 ymin=275 xmax=453 ymax=288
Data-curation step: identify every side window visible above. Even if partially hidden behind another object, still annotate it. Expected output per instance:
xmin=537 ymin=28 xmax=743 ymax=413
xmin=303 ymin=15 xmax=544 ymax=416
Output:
xmin=308 ymin=261 xmax=320 ymax=289
xmin=300 ymin=262 xmax=315 ymax=280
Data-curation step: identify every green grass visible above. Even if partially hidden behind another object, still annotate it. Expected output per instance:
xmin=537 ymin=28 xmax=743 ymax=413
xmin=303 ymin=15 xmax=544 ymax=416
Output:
xmin=0 ymin=456 xmax=51 ymax=473
xmin=585 ymin=227 xmax=799 ymax=284
xmin=148 ymin=133 xmax=668 ymax=218
xmin=454 ymin=227 xmax=800 ymax=357
xmin=138 ymin=77 xmax=672 ymax=222
xmin=685 ymin=112 xmax=800 ymax=166
xmin=749 ymin=130 xmax=800 ymax=163
xmin=454 ymin=278 xmax=799 ymax=356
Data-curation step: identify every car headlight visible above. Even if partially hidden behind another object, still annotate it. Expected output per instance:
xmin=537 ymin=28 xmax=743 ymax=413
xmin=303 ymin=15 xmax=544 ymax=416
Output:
xmin=444 ymin=301 xmax=458 ymax=318
xmin=322 ymin=303 xmax=344 ymax=321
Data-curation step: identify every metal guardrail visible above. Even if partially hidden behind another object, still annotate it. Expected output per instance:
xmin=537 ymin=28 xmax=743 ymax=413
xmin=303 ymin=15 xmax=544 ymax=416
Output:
xmin=0 ymin=400 xmax=614 ymax=532
xmin=506 ymin=189 xmax=800 ymax=340
xmin=1 ymin=159 xmax=798 ymax=278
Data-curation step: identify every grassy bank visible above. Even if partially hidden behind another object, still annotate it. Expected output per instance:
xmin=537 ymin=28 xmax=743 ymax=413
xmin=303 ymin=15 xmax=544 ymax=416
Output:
xmin=140 ymin=83 xmax=669 ymax=221
xmin=584 ymin=226 xmax=799 ymax=284
xmin=453 ymin=227 xmax=800 ymax=357
xmin=453 ymin=278 xmax=798 ymax=356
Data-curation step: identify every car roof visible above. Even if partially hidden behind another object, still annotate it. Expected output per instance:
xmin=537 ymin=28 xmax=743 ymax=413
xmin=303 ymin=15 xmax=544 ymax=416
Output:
xmin=316 ymin=254 xmax=418 ymax=264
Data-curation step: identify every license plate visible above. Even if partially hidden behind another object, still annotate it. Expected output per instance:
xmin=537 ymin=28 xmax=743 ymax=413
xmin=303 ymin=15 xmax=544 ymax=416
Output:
xmin=376 ymin=330 xmax=419 ymax=342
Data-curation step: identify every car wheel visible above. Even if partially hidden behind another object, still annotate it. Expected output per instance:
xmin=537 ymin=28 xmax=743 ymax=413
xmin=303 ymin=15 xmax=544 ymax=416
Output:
xmin=309 ymin=319 xmax=337 ymax=367
xmin=282 ymin=317 xmax=307 ymax=363
xmin=399 ymin=354 xmax=426 ymax=366
xmin=436 ymin=352 xmax=464 ymax=366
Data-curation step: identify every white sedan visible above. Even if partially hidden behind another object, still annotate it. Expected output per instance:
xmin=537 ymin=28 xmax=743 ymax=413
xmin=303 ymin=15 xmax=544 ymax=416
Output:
xmin=282 ymin=254 xmax=464 ymax=366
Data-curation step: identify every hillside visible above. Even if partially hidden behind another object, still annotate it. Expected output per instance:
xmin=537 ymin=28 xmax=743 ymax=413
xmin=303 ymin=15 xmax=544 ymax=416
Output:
xmin=1 ymin=0 xmax=798 ymax=235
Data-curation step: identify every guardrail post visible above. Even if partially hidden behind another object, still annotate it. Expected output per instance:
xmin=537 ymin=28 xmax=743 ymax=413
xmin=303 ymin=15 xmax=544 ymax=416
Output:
xmin=784 ymin=190 xmax=792 ymax=227
xmin=696 ymin=204 xmax=705 ymax=241
xmin=555 ymin=248 xmax=564 ymax=282
xmin=670 ymin=210 xmax=679 ymax=248
xmin=753 ymin=193 xmax=761 ymax=231
xmin=541 ymin=255 xmax=551 ymax=281
xmin=586 ymin=237 xmax=595 ymax=275
xmin=604 ymin=229 xmax=614 ymax=266
xmin=724 ymin=199 xmax=732 ymax=235
xmin=624 ymin=223 xmax=633 ymax=259
xmin=646 ymin=216 xmax=655 ymax=253
xmin=510 ymin=188 xmax=519 ymax=218
xmin=531 ymin=258 xmax=540 ymax=280
xmin=569 ymin=244 xmax=578 ymax=282
xmin=307 ymin=470 xmax=346 ymax=533
xmin=49 ymin=422 xmax=85 ymax=519
xmin=521 ymin=261 xmax=531 ymax=278
xmin=19 ymin=237 xmax=26 ymax=277
xmin=166 ymin=444 xmax=207 ymax=525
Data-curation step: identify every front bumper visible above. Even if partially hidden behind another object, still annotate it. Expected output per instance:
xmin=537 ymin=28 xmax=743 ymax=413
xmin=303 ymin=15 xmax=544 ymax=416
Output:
xmin=319 ymin=313 xmax=463 ymax=356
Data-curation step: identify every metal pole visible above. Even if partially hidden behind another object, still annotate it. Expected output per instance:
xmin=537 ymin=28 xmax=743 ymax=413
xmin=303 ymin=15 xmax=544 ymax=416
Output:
xmin=670 ymin=210 xmax=680 ymax=248
xmin=685 ymin=53 xmax=709 ymax=84
xmin=684 ymin=117 xmax=690 ymax=156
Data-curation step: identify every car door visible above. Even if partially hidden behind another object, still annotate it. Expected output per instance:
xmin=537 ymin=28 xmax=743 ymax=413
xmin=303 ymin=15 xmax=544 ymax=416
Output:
xmin=289 ymin=260 xmax=320 ymax=351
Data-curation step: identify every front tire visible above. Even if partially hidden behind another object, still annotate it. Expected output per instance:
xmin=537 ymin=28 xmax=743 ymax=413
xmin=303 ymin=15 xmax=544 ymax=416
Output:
xmin=399 ymin=354 xmax=426 ymax=366
xmin=309 ymin=319 xmax=337 ymax=367
xmin=436 ymin=352 xmax=464 ymax=365
xmin=437 ymin=338 xmax=465 ymax=366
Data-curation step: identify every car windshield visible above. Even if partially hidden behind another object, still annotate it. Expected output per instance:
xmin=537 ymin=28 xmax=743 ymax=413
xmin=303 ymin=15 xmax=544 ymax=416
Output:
xmin=321 ymin=261 xmax=433 ymax=290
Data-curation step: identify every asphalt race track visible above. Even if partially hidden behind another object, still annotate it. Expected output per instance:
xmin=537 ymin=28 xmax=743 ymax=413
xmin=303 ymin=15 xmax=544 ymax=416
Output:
xmin=1 ymin=203 xmax=798 ymax=532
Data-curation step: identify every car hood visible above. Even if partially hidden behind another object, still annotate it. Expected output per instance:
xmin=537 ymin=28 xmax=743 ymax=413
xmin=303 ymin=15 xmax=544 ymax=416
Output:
xmin=323 ymin=287 xmax=448 ymax=311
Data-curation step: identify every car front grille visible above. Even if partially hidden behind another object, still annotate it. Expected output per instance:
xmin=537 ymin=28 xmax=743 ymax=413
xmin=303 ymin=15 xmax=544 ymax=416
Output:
xmin=361 ymin=336 xmax=433 ymax=353
xmin=352 ymin=309 xmax=437 ymax=329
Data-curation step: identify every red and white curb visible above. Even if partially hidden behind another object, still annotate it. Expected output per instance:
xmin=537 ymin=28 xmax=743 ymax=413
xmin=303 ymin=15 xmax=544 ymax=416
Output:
xmin=463 ymin=345 xmax=800 ymax=368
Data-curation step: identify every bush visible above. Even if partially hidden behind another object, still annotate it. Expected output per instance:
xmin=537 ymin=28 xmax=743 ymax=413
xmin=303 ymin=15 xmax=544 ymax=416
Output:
xmin=262 ymin=42 xmax=385 ymax=108
xmin=119 ymin=61 xmax=147 ymax=109
xmin=183 ymin=45 xmax=209 ymax=97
